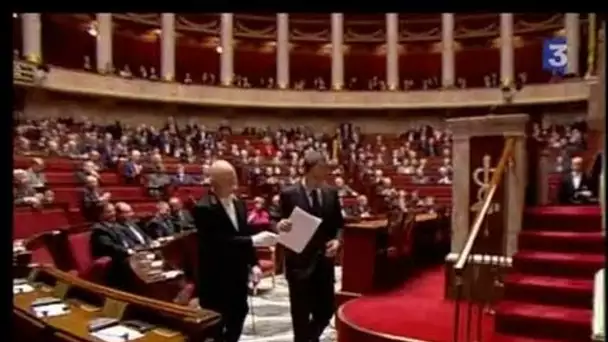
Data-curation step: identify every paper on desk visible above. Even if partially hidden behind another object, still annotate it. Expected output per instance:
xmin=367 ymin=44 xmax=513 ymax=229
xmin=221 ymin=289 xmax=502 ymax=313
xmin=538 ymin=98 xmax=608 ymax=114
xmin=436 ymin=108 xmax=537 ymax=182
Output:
xmin=278 ymin=206 xmax=322 ymax=254
xmin=91 ymin=324 xmax=144 ymax=342
xmin=163 ymin=270 xmax=183 ymax=279
xmin=13 ymin=283 xmax=34 ymax=294
xmin=32 ymin=303 xmax=69 ymax=318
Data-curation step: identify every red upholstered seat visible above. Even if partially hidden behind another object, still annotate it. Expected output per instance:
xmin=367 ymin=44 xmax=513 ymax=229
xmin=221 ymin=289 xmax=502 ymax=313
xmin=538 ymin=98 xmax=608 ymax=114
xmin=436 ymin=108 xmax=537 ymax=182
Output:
xmin=13 ymin=208 xmax=69 ymax=239
xmin=66 ymin=231 xmax=111 ymax=283
xmin=256 ymin=247 xmax=276 ymax=287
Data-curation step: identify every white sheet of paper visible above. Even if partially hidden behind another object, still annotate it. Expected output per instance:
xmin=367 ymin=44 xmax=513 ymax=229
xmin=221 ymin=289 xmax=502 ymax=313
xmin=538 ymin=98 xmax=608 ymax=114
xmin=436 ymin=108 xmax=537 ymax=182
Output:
xmin=32 ymin=303 xmax=69 ymax=318
xmin=90 ymin=325 xmax=144 ymax=342
xmin=278 ymin=206 xmax=322 ymax=254
xmin=13 ymin=284 xmax=34 ymax=294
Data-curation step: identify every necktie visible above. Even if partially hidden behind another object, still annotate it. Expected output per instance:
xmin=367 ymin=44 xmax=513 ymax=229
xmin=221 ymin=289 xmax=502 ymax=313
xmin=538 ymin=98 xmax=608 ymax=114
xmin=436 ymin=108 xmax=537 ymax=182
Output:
xmin=310 ymin=189 xmax=322 ymax=217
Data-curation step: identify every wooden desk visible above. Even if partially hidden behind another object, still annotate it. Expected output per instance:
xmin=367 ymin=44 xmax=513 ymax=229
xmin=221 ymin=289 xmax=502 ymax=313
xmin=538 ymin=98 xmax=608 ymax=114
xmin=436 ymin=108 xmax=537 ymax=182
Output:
xmin=13 ymin=266 xmax=220 ymax=342
xmin=338 ymin=213 xmax=444 ymax=305
xmin=127 ymin=250 xmax=187 ymax=303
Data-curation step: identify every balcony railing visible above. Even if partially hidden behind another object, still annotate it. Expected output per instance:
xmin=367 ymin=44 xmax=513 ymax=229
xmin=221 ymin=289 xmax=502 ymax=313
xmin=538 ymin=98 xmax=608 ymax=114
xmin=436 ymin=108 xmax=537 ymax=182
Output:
xmin=13 ymin=62 xmax=593 ymax=109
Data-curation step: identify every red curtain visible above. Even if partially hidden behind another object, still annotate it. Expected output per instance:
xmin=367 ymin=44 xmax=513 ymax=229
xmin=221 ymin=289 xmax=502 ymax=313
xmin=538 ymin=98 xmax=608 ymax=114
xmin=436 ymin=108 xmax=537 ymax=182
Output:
xmin=515 ymin=42 xmax=549 ymax=83
xmin=13 ymin=16 xmax=22 ymax=53
xmin=399 ymin=52 xmax=441 ymax=83
xmin=41 ymin=16 xmax=95 ymax=69
xmin=234 ymin=50 xmax=275 ymax=84
xmin=455 ymin=48 xmax=500 ymax=88
xmin=344 ymin=51 xmax=384 ymax=86
xmin=112 ymin=33 xmax=160 ymax=74
xmin=290 ymin=52 xmax=331 ymax=87
xmin=175 ymin=44 xmax=219 ymax=82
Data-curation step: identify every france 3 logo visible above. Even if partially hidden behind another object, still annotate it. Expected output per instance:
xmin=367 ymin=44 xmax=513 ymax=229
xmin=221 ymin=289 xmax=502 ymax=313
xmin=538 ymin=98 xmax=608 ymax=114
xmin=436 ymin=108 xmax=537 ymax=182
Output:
xmin=542 ymin=37 xmax=568 ymax=75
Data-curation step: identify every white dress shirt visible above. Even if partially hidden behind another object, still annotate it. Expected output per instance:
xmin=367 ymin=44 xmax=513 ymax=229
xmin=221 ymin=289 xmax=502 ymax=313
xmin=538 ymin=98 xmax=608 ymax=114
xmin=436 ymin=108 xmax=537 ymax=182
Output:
xmin=220 ymin=196 xmax=239 ymax=231
xmin=571 ymin=172 xmax=582 ymax=189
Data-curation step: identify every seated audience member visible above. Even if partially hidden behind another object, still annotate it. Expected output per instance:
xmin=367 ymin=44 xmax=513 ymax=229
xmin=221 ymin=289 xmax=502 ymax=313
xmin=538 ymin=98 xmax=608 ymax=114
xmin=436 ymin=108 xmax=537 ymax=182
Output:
xmin=268 ymin=194 xmax=282 ymax=223
xmin=115 ymin=202 xmax=153 ymax=248
xmin=558 ymin=156 xmax=596 ymax=204
xmin=412 ymin=167 xmax=429 ymax=184
xmin=555 ymin=155 xmax=565 ymax=173
xmin=76 ymin=161 xmax=100 ymax=185
xmin=146 ymin=201 xmax=177 ymax=239
xmin=410 ymin=190 xmax=424 ymax=207
xmin=147 ymin=164 xmax=170 ymax=198
xmin=200 ymin=165 xmax=212 ymax=185
xmin=377 ymin=177 xmax=394 ymax=197
xmin=397 ymin=159 xmax=415 ymax=175
xmin=437 ymin=167 xmax=452 ymax=185
xmin=172 ymin=164 xmax=196 ymax=185
xmin=82 ymin=175 xmax=111 ymax=221
xmin=14 ymin=169 xmax=42 ymax=207
xmin=26 ymin=158 xmax=47 ymax=192
xmin=123 ymin=150 xmax=143 ymax=184
xmin=168 ymin=197 xmax=195 ymax=232
xmin=90 ymin=203 xmax=135 ymax=288
xmin=89 ymin=150 xmax=105 ymax=171
xmin=423 ymin=196 xmax=436 ymax=214
xmin=353 ymin=195 xmax=372 ymax=218
xmin=247 ymin=196 xmax=271 ymax=226
xmin=339 ymin=196 xmax=354 ymax=217
xmin=335 ymin=176 xmax=357 ymax=197
xmin=396 ymin=190 xmax=410 ymax=212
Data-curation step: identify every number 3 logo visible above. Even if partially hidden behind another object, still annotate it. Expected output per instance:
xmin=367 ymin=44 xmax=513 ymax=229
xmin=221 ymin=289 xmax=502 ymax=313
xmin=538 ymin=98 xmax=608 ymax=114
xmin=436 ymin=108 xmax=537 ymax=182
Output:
xmin=548 ymin=43 xmax=568 ymax=68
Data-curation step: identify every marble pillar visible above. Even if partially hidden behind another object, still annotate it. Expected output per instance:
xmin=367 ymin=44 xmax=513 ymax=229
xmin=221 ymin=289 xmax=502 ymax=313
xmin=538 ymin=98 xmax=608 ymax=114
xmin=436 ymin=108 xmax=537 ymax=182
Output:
xmin=500 ymin=13 xmax=514 ymax=85
xmin=441 ymin=13 xmax=455 ymax=88
xmin=385 ymin=13 xmax=399 ymax=90
xmin=331 ymin=13 xmax=344 ymax=90
xmin=276 ymin=13 xmax=290 ymax=89
xmin=220 ymin=13 xmax=234 ymax=86
xmin=22 ymin=13 xmax=42 ymax=64
xmin=96 ymin=13 xmax=113 ymax=73
xmin=161 ymin=13 xmax=176 ymax=81
xmin=447 ymin=114 xmax=529 ymax=256
xmin=565 ymin=13 xmax=580 ymax=75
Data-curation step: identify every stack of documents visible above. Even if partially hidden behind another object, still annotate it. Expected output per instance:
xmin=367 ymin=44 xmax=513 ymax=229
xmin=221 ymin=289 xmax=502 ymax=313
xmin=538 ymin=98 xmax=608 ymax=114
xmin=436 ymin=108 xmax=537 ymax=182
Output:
xmin=13 ymin=283 xmax=34 ymax=294
xmin=90 ymin=324 xmax=144 ymax=342
xmin=32 ymin=302 xmax=69 ymax=318
xmin=278 ymin=207 xmax=322 ymax=254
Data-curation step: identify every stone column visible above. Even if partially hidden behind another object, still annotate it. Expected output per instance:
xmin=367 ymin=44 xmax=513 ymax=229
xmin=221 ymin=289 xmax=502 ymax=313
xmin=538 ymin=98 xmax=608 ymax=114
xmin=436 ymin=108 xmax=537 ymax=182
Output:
xmin=331 ymin=13 xmax=344 ymax=90
xmin=446 ymin=114 xmax=529 ymax=256
xmin=276 ymin=13 xmax=290 ymax=89
xmin=161 ymin=13 xmax=175 ymax=81
xmin=96 ymin=13 xmax=113 ymax=73
xmin=500 ymin=13 xmax=514 ymax=85
xmin=22 ymin=13 xmax=42 ymax=64
xmin=441 ymin=13 xmax=455 ymax=88
xmin=565 ymin=13 xmax=580 ymax=75
xmin=220 ymin=13 xmax=234 ymax=86
xmin=385 ymin=13 xmax=399 ymax=90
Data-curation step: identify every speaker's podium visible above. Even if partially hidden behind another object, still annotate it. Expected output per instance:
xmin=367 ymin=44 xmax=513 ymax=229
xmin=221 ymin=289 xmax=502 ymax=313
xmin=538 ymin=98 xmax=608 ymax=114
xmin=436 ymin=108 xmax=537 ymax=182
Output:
xmin=337 ymin=218 xmax=387 ymax=305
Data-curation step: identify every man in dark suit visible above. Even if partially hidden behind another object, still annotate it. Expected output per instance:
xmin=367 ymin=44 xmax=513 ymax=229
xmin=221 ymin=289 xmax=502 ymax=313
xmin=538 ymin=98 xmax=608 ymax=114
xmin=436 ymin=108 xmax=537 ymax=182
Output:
xmin=168 ymin=197 xmax=195 ymax=232
xmin=171 ymin=164 xmax=197 ymax=186
xmin=558 ymin=156 xmax=596 ymax=204
xmin=193 ymin=160 xmax=278 ymax=342
xmin=276 ymin=151 xmax=344 ymax=342
xmin=115 ymin=202 xmax=154 ymax=248
xmin=90 ymin=203 xmax=136 ymax=288
xmin=146 ymin=201 xmax=176 ymax=239
xmin=82 ymin=175 xmax=111 ymax=222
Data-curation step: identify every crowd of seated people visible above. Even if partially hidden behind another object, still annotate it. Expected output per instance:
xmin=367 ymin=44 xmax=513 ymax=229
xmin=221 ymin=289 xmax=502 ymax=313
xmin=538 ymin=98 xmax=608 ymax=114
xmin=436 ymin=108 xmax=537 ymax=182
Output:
xmin=16 ymin=51 xmax=556 ymax=92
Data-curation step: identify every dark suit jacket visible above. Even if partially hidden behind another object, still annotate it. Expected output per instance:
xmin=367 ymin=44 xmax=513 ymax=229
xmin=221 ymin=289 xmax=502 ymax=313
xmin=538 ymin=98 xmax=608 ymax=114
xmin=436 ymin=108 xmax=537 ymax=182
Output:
xmin=194 ymin=193 xmax=259 ymax=302
xmin=146 ymin=216 xmax=176 ymax=239
xmin=116 ymin=220 xmax=153 ymax=247
xmin=279 ymin=183 xmax=344 ymax=279
xmin=170 ymin=210 xmax=195 ymax=232
xmin=171 ymin=173 xmax=195 ymax=186
xmin=82 ymin=187 xmax=104 ymax=222
xmin=558 ymin=172 xmax=595 ymax=204
xmin=90 ymin=221 xmax=132 ymax=260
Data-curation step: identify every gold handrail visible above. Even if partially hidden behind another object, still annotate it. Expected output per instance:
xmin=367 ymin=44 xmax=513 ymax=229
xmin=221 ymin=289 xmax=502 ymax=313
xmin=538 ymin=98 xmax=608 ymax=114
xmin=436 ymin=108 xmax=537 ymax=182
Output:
xmin=454 ymin=137 xmax=516 ymax=272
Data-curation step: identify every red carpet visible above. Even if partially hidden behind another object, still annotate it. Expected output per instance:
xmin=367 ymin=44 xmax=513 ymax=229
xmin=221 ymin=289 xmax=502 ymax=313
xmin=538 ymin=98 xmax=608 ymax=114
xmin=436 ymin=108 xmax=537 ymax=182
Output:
xmin=338 ymin=206 xmax=603 ymax=342
xmin=496 ymin=205 xmax=604 ymax=341
xmin=339 ymin=266 xmax=547 ymax=342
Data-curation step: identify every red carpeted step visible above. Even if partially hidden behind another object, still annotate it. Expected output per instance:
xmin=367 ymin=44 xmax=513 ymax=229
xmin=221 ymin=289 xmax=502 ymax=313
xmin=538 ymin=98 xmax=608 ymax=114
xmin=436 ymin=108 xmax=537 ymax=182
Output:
xmin=503 ymin=273 xmax=593 ymax=308
xmin=518 ymin=231 xmax=605 ymax=254
xmin=523 ymin=208 xmax=602 ymax=233
xmin=495 ymin=300 xmax=591 ymax=341
xmin=513 ymin=250 xmax=604 ymax=279
xmin=490 ymin=334 xmax=571 ymax=342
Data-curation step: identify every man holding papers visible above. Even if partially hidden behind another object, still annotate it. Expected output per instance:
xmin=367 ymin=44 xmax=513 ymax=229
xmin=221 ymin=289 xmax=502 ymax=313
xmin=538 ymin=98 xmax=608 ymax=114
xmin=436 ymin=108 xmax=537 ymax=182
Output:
xmin=193 ymin=160 xmax=278 ymax=342
xmin=276 ymin=151 xmax=344 ymax=342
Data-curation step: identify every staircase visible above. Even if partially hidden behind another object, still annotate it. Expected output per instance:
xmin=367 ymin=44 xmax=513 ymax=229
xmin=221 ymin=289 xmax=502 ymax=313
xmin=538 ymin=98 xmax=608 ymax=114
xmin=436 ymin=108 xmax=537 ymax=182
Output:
xmin=495 ymin=205 xmax=604 ymax=341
